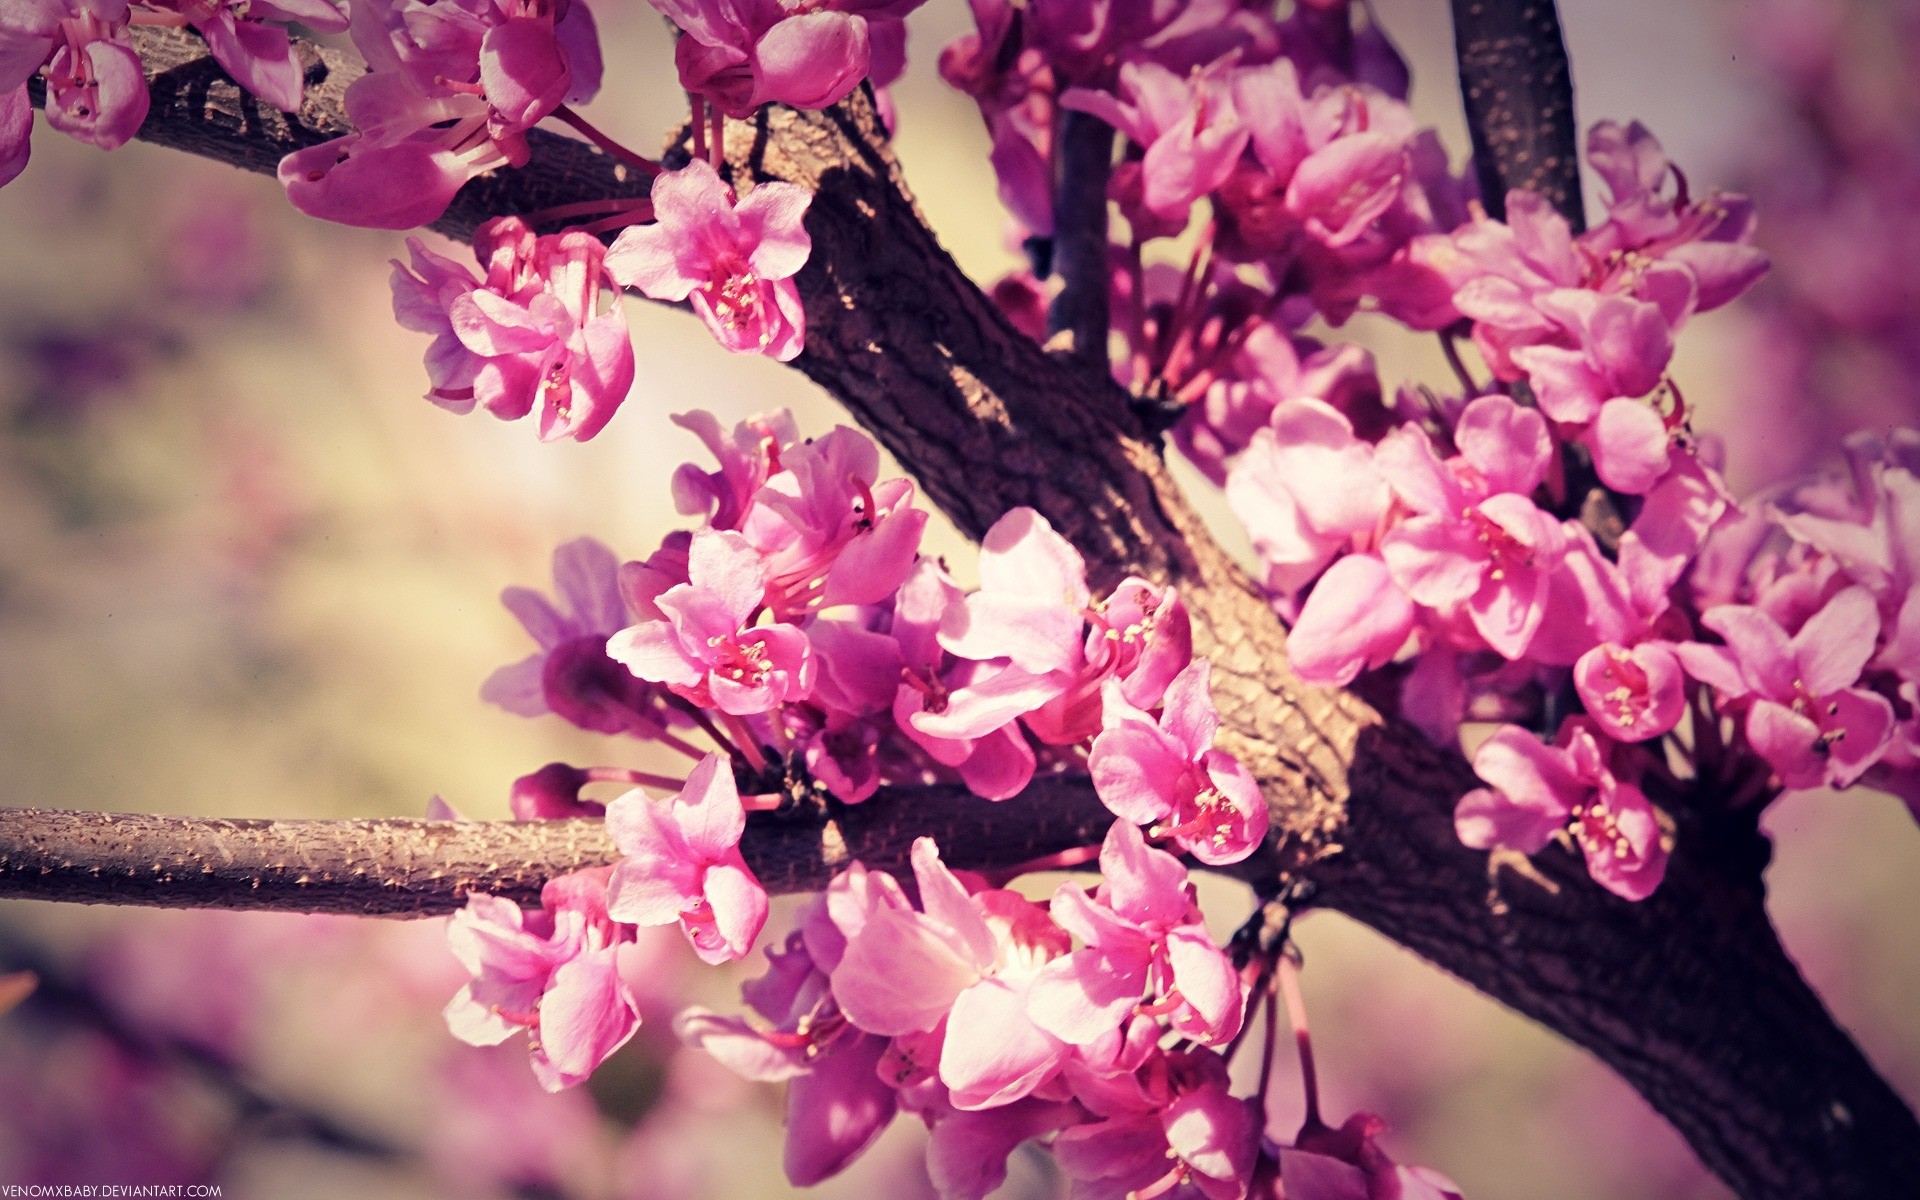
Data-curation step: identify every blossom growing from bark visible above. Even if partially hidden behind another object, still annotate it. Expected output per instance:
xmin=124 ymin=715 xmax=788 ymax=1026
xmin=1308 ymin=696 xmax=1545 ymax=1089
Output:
xmin=605 ymin=753 xmax=769 ymax=965
xmin=606 ymin=158 xmax=812 ymax=361
xmin=1026 ymin=820 xmax=1244 ymax=1047
xmin=444 ymin=867 xmax=641 ymax=1091
xmin=1455 ymin=722 xmax=1670 ymax=901
xmin=829 ymin=838 xmax=1073 ymax=1111
xmin=1088 ymin=660 xmax=1268 ymax=864
xmin=1678 ymin=587 xmax=1895 ymax=790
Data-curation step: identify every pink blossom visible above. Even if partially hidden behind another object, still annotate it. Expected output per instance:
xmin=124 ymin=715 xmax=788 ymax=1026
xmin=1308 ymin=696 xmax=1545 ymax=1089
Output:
xmin=605 ymin=528 xmax=816 ymax=716
xmin=1025 ymin=576 xmax=1194 ymax=746
xmin=159 ymin=0 xmax=349 ymax=112
xmin=605 ymin=753 xmax=769 ymax=964
xmin=1455 ymin=722 xmax=1669 ymax=901
xmin=938 ymin=507 xmax=1090 ymax=678
xmin=1088 ymin=660 xmax=1268 ymax=864
xmin=735 ymin=424 xmax=929 ymax=615
xmin=1062 ymin=58 xmax=1248 ymax=227
xmin=351 ymin=0 xmax=600 ymax=135
xmin=1572 ymin=641 xmax=1686 ymax=744
xmin=1678 ymin=587 xmax=1896 ymax=790
xmin=891 ymin=559 xmax=1043 ymax=801
xmin=1373 ymin=396 xmax=1570 ymax=659
xmin=829 ymin=838 xmax=1072 ymax=1110
xmin=676 ymin=930 xmax=898 ymax=1185
xmin=651 ymin=0 xmax=916 ymax=118
xmin=444 ymin=867 xmax=641 ymax=1091
xmin=390 ymin=218 xmax=636 ymax=440
xmin=1278 ymin=1112 xmax=1464 ymax=1200
xmin=1026 ymin=820 xmax=1244 ymax=1047
xmin=607 ymin=159 xmax=812 ymax=361
xmin=8 ymin=1 xmax=149 ymax=155
xmin=1226 ymin=398 xmax=1390 ymax=598
xmin=481 ymin=537 xmax=668 ymax=734
xmin=284 ymin=0 xmax=602 ymax=227
xmin=1053 ymin=1051 xmax=1259 ymax=1200
xmin=668 ymin=407 xmax=800 ymax=530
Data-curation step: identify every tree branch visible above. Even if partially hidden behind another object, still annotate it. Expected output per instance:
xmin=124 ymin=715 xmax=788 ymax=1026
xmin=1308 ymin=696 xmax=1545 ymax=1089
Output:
xmin=0 ymin=777 xmax=1113 ymax=916
xmin=1449 ymin=0 xmax=1584 ymax=229
xmin=23 ymin=27 xmax=651 ymax=243
xmin=1047 ymin=108 xmax=1114 ymax=366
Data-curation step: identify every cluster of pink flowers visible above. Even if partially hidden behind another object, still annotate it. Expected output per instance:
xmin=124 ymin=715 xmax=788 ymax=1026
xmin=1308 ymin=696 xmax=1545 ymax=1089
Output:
xmin=392 ymin=215 xmax=635 ymax=441
xmin=1 ymin=0 xmax=348 ymax=186
xmin=386 ymin=159 xmax=815 ymax=438
xmin=443 ymin=408 xmax=1274 ymax=1107
xmin=927 ymin=0 xmax=1917 ymax=906
xmin=281 ymin=0 xmax=604 ymax=229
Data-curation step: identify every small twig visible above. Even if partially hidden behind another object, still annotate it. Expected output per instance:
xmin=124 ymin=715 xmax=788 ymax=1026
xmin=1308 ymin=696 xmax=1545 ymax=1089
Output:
xmin=1047 ymin=108 xmax=1116 ymax=369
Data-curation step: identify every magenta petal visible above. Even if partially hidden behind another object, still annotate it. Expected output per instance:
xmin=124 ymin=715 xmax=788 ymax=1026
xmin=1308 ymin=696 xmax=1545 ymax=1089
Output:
xmin=926 ymin=1098 xmax=1076 ymax=1200
xmin=1288 ymin=555 xmax=1415 ymax=686
xmin=1382 ymin=516 xmax=1483 ymax=608
xmin=956 ymin=722 xmax=1037 ymax=800
xmin=1793 ymin=587 xmax=1881 ymax=697
xmin=1746 ymin=700 xmax=1827 ymax=791
xmin=1701 ymin=605 xmax=1799 ymax=698
xmin=280 ymin=135 xmax=472 ymax=229
xmin=832 ymin=906 xmax=977 ymax=1035
xmin=605 ymin=620 xmax=702 ymax=687
xmin=1164 ymin=926 xmax=1242 ymax=1042
xmin=1455 ymin=393 xmax=1552 ymax=497
xmin=822 ymin=506 xmax=927 ymax=607
xmin=782 ymin=1033 xmax=897 ymax=1186
xmin=1099 ymin=819 xmax=1191 ymax=928
xmin=1589 ymin=398 xmax=1672 ymax=495
xmin=1089 ymin=722 xmax=1187 ymax=825
xmin=939 ymin=978 xmax=1068 ymax=1110
xmin=751 ymin=11 xmax=869 ymax=110
xmin=532 ymin=949 xmax=637 ymax=1089
xmin=1026 ymin=949 xmax=1145 ymax=1044
xmin=737 ymin=180 xmax=814 ymax=279
xmin=701 ymin=858 xmax=769 ymax=963
xmin=0 ymin=85 xmax=29 ymax=188
xmin=1823 ymin=689 xmax=1896 ymax=787
xmin=481 ymin=17 xmax=571 ymax=132
xmin=199 ymin=16 xmax=305 ymax=112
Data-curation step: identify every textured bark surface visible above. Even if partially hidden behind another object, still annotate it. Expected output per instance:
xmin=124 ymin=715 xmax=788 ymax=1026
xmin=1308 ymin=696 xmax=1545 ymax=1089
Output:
xmin=0 ymin=777 xmax=1112 ymax=916
xmin=1450 ymin=0 xmax=1585 ymax=229
xmin=6 ymin=7 xmax=1919 ymax=1198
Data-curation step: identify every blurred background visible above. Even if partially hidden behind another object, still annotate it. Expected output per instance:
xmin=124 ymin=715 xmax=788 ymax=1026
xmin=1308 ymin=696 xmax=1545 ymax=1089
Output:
xmin=1 ymin=1 xmax=1916 ymax=1198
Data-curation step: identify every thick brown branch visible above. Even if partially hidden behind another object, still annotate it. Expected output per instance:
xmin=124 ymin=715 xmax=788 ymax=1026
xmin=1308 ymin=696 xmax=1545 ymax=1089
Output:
xmin=1449 ymin=0 xmax=1584 ymax=229
xmin=0 ymin=777 xmax=1112 ymax=916
xmin=1316 ymin=733 xmax=1920 ymax=1200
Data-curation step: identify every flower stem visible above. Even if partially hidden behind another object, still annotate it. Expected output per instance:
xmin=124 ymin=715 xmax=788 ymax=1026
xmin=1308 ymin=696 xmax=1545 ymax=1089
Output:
xmin=551 ymin=105 xmax=661 ymax=175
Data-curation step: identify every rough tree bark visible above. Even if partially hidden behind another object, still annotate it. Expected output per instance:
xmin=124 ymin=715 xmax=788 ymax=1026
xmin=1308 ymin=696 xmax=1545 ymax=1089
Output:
xmin=7 ymin=8 xmax=1919 ymax=1199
